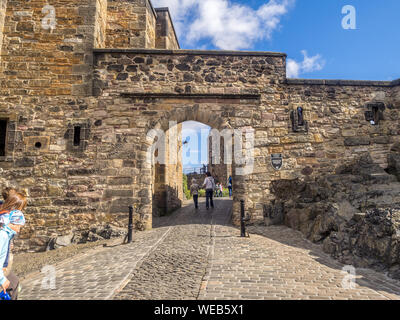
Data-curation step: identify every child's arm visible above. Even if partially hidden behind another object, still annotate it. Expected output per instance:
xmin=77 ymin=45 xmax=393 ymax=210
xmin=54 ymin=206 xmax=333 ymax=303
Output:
xmin=0 ymin=232 xmax=9 ymax=290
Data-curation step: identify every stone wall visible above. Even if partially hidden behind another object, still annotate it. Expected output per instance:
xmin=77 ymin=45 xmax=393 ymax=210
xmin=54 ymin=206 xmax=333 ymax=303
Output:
xmin=208 ymin=135 xmax=232 ymax=187
xmin=165 ymin=123 xmax=183 ymax=213
xmin=0 ymin=0 xmax=99 ymax=97
xmin=94 ymin=0 xmax=107 ymax=48
xmin=145 ymin=0 xmax=156 ymax=49
xmin=248 ymin=80 xmax=400 ymax=222
xmin=105 ymin=0 xmax=156 ymax=49
xmin=283 ymin=80 xmax=396 ymax=168
xmin=0 ymin=0 xmax=109 ymax=252
xmin=0 ymin=0 xmax=6 ymax=62
xmin=155 ymin=8 xmax=179 ymax=50
xmin=394 ymin=81 xmax=400 ymax=106
xmin=151 ymin=122 xmax=183 ymax=216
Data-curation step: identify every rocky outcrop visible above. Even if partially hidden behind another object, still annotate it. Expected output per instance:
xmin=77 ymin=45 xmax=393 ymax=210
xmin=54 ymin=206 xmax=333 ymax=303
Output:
xmin=322 ymin=207 xmax=400 ymax=278
xmin=47 ymin=224 xmax=126 ymax=250
xmin=271 ymin=154 xmax=400 ymax=279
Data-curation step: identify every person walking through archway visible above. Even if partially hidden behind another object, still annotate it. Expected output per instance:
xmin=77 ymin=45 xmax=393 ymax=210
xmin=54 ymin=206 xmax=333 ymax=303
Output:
xmin=203 ymin=172 xmax=215 ymax=210
xmin=228 ymin=176 xmax=233 ymax=198
xmin=190 ymin=179 xmax=200 ymax=210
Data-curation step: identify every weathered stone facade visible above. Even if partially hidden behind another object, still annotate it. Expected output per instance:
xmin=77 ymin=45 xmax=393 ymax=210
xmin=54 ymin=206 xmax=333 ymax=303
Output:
xmin=0 ymin=0 xmax=6 ymax=60
xmin=0 ymin=0 xmax=399 ymax=252
xmin=208 ymin=135 xmax=232 ymax=187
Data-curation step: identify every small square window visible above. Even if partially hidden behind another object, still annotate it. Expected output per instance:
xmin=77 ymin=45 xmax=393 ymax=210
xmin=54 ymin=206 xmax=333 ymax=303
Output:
xmin=365 ymin=102 xmax=385 ymax=125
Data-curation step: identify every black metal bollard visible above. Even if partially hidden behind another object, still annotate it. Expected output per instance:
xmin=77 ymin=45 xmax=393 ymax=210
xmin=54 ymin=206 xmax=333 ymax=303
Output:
xmin=240 ymin=200 xmax=246 ymax=237
xmin=128 ymin=205 xmax=133 ymax=243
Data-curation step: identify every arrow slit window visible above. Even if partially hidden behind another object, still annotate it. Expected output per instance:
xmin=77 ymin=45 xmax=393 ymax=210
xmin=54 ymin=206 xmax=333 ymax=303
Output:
xmin=0 ymin=119 xmax=7 ymax=156
xmin=66 ymin=121 xmax=90 ymax=153
xmin=73 ymin=126 xmax=81 ymax=146
xmin=291 ymin=106 xmax=308 ymax=132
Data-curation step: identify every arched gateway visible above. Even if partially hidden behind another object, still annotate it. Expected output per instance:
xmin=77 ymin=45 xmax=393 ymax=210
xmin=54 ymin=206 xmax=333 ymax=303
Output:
xmin=133 ymin=96 xmax=259 ymax=230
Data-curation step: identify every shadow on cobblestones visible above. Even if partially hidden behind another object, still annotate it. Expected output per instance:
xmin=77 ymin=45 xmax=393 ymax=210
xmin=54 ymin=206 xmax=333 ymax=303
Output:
xmin=154 ymin=198 xmax=400 ymax=299
xmin=247 ymin=225 xmax=400 ymax=299
xmin=114 ymin=198 xmax=233 ymax=300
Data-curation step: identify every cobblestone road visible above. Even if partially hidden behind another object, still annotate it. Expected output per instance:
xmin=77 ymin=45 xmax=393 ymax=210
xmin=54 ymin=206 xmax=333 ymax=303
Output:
xmin=20 ymin=198 xmax=400 ymax=300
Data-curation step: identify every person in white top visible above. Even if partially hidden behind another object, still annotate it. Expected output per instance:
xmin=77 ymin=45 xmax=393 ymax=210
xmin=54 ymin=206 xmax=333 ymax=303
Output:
xmin=203 ymin=172 xmax=215 ymax=210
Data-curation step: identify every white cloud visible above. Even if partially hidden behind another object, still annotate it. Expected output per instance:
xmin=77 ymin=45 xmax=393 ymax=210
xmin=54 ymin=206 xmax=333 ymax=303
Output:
xmin=286 ymin=59 xmax=300 ymax=78
xmin=151 ymin=0 xmax=295 ymax=50
xmin=151 ymin=0 xmax=198 ymax=36
xmin=287 ymin=50 xmax=325 ymax=78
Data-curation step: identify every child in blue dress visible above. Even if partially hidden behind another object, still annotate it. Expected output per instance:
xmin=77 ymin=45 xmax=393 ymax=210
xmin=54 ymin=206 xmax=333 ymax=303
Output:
xmin=0 ymin=191 xmax=26 ymax=300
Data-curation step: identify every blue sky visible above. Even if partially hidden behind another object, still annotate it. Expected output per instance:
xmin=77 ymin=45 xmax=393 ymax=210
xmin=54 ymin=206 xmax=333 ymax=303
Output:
xmin=152 ymin=0 xmax=400 ymax=169
xmin=182 ymin=121 xmax=210 ymax=171
xmin=152 ymin=0 xmax=400 ymax=80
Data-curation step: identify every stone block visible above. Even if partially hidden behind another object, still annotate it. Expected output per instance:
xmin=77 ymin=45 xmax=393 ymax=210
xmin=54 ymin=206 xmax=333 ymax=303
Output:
xmin=341 ymin=130 xmax=356 ymax=137
xmin=14 ymin=157 xmax=34 ymax=167
xmin=104 ymin=189 xmax=133 ymax=198
xmin=107 ymin=177 xmax=133 ymax=185
xmin=344 ymin=137 xmax=371 ymax=146
xmin=24 ymin=136 xmax=50 ymax=152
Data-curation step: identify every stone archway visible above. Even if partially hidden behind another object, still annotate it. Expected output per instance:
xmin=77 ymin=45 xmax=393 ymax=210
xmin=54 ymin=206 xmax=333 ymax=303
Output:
xmin=138 ymin=103 xmax=240 ymax=229
xmin=148 ymin=104 xmax=232 ymax=132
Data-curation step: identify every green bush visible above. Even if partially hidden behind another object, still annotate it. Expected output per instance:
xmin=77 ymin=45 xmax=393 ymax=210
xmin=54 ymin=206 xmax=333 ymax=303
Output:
xmin=183 ymin=174 xmax=192 ymax=199
xmin=214 ymin=188 xmax=230 ymax=197
xmin=197 ymin=188 xmax=229 ymax=198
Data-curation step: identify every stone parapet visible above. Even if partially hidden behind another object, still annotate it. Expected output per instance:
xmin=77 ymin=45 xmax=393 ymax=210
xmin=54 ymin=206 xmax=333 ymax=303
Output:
xmin=94 ymin=48 xmax=287 ymax=57
xmin=286 ymin=78 xmax=395 ymax=87
xmin=155 ymin=8 xmax=180 ymax=50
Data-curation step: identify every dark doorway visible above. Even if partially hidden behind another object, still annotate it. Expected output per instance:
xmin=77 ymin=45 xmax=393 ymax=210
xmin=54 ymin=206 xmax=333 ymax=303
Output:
xmin=0 ymin=119 xmax=7 ymax=157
